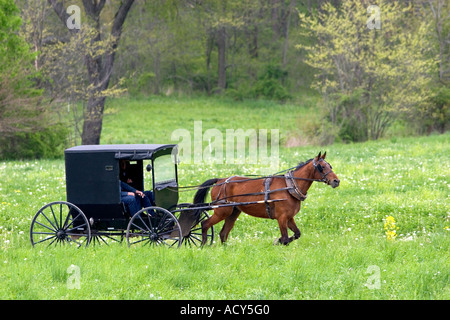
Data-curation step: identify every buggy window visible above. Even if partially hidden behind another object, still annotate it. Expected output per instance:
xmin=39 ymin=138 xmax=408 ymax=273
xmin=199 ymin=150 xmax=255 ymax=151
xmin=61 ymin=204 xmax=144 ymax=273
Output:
xmin=153 ymin=154 xmax=176 ymax=184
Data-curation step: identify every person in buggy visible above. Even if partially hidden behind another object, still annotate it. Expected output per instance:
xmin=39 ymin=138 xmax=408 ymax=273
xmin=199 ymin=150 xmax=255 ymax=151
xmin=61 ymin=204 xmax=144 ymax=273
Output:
xmin=119 ymin=160 xmax=154 ymax=216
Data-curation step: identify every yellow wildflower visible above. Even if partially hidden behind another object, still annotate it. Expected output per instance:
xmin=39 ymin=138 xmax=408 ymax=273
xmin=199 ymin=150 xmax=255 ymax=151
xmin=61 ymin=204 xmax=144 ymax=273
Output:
xmin=384 ymin=215 xmax=398 ymax=241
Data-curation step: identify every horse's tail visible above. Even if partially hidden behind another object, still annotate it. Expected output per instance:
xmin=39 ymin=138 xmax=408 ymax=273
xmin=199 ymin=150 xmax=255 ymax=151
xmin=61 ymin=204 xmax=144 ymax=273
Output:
xmin=191 ymin=178 xmax=219 ymax=223
xmin=193 ymin=178 xmax=220 ymax=205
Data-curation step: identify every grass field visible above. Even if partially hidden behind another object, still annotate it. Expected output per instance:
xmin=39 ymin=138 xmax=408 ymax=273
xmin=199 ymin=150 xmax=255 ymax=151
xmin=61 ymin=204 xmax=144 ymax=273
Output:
xmin=0 ymin=96 xmax=448 ymax=300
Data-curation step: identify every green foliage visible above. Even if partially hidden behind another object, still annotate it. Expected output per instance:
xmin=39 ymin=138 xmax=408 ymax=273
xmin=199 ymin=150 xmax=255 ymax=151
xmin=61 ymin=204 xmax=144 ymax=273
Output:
xmin=112 ymin=0 xmax=301 ymax=100
xmin=0 ymin=0 xmax=27 ymax=68
xmin=252 ymin=64 xmax=291 ymax=101
xmin=0 ymin=0 xmax=36 ymax=79
xmin=124 ymin=72 xmax=156 ymax=96
xmin=425 ymin=85 xmax=449 ymax=133
xmin=333 ymin=89 xmax=368 ymax=142
xmin=298 ymin=0 xmax=437 ymax=143
xmin=0 ymin=123 xmax=68 ymax=159
xmin=225 ymin=64 xmax=292 ymax=101
xmin=12 ymin=0 xmax=448 ymax=145
xmin=0 ymin=0 xmax=67 ymax=159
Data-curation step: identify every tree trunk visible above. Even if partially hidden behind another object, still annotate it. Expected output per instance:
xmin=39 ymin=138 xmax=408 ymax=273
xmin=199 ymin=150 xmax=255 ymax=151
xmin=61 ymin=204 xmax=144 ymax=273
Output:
xmin=271 ymin=0 xmax=280 ymax=40
xmin=248 ymin=24 xmax=258 ymax=59
xmin=281 ymin=0 xmax=296 ymax=68
xmin=81 ymin=96 xmax=106 ymax=145
xmin=48 ymin=0 xmax=135 ymax=145
xmin=431 ymin=0 xmax=446 ymax=83
xmin=217 ymin=26 xmax=227 ymax=92
xmin=205 ymin=31 xmax=214 ymax=95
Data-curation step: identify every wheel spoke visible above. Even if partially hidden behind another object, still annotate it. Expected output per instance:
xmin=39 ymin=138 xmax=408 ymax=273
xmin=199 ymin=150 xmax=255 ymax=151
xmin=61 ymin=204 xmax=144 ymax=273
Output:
xmin=158 ymin=218 xmax=175 ymax=233
xmin=131 ymin=221 xmax=150 ymax=234
xmin=129 ymin=236 xmax=151 ymax=246
xmin=32 ymin=232 xmax=55 ymax=236
xmin=49 ymin=205 xmax=60 ymax=229
xmin=65 ymin=212 xmax=82 ymax=229
xmin=197 ymin=214 xmax=208 ymax=224
xmin=155 ymin=211 xmax=168 ymax=232
xmin=94 ymin=233 xmax=122 ymax=244
xmin=140 ymin=214 xmax=154 ymax=233
xmin=38 ymin=211 xmax=58 ymax=231
xmin=189 ymin=238 xmax=200 ymax=247
xmin=62 ymin=208 xmax=73 ymax=230
xmin=190 ymin=234 xmax=202 ymax=242
xmin=49 ymin=236 xmax=60 ymax=247
xmin=59 ymin=203 xmax=63 ymax=229
xmin=34 ymin=220 xmax=57 ymax=233
xmin=67 ymin=236 xmax=84 ymax=247
xmin=168 ymin=239 xmax=180 ymax=247
xmin=177 ymin=210 xmax=213 ymax=247
xmin=33 ymin=235 xmax=57 ymax=245
xmin=145 ymin=214 xmax=154 ymax=231
xmin=66 ymin=222 xmax=88 ymax=233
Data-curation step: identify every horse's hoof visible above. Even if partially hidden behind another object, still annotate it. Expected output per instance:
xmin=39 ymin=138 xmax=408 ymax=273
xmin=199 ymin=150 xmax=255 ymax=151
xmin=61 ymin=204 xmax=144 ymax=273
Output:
xmin=273 ymin=238 xmax=281 ymax=246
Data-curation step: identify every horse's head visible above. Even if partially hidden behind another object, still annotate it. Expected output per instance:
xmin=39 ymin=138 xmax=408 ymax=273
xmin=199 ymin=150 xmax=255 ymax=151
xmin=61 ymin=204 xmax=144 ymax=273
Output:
xmin=312 ymin=152 xmax=340 ymax=188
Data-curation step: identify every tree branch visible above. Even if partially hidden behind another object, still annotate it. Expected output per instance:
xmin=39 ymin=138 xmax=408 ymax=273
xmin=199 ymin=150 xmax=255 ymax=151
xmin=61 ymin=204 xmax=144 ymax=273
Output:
xmin=47 ymin=0 xmax=79 ymax=34
xmin=100 ymin=0 xmax=135 ymax=85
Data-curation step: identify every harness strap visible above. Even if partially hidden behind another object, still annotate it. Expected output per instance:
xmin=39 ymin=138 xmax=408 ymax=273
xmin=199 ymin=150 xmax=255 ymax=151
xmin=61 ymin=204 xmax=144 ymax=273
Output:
xmin=264 ymin=177 xmax=274 ymax=219
xmin=285 ymin=171 xmax=307 ymax=201
xmin=215 ymin=175 xmax=237 ymax=202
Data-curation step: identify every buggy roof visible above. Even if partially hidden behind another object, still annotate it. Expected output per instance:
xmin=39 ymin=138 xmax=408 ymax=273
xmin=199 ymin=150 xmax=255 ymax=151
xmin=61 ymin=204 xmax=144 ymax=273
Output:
xmin=65 ymin=144 xmax=177 ymax=160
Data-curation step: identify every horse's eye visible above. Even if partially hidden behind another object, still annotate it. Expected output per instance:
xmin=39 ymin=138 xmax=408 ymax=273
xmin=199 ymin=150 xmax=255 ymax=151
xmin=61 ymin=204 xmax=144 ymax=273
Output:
xmin=317 ymin=164 xmax=323 ymax=172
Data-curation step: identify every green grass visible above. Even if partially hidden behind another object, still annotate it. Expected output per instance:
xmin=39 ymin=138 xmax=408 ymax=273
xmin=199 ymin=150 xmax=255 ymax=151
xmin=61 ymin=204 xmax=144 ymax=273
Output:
xmin=0 ymin=96 xmax=448 ymax=300
xmin=100 ymin=95 xmax=319 ymax=146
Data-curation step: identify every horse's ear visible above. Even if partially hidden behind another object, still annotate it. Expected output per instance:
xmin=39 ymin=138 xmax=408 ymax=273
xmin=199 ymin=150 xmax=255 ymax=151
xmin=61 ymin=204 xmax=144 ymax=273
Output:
xmin=322 ymin=151 xmax=326 ymax=159
xmin=317 ymin=151 xmax=321 ymax=159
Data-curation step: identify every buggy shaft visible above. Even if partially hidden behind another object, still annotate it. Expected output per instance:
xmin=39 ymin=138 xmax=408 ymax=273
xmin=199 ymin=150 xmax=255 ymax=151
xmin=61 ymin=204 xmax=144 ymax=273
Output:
xmin=172 ymin=198 xmax=287 ymax=212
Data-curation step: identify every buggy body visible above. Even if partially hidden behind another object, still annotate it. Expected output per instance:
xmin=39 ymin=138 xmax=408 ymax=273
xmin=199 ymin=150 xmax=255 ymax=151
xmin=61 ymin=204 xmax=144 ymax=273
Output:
xmin=29 ymin=144 xmax=213 ymax=248
xmin=64 ymin=144 xmax=179 ymax=230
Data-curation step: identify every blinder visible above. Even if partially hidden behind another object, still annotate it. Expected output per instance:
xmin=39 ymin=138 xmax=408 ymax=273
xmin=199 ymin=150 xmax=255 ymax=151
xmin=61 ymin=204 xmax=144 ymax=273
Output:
xmin=316 ymin=163 xmax=323 ymax=173
xmin=313 ymin=158 xmax=333 ymax=182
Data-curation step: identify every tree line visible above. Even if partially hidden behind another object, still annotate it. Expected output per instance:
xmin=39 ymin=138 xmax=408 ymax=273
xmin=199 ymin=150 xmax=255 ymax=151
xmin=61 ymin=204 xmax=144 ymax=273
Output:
xmin=0 ymin=0 xmax=448 ymax=158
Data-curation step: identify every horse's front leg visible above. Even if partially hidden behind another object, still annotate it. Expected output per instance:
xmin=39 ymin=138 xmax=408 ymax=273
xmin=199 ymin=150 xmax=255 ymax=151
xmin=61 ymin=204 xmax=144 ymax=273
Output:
xmin=288 ymin=217 xmax=301 ymax=241
xmin=275 ymin=216 xmax=291 ymax=245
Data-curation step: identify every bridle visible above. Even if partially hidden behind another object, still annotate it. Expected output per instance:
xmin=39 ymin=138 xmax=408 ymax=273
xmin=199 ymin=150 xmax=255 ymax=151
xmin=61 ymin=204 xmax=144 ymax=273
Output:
xmin=284 ymin=158 xmax=334 ymax=183
xmin=312 ymin=158 xmax=333 ymax=183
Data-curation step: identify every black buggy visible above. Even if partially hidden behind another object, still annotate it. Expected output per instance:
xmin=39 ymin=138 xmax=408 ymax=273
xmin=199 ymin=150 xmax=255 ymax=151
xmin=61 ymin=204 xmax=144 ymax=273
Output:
xmin=30 ymin=144 xmax=214 ymax=248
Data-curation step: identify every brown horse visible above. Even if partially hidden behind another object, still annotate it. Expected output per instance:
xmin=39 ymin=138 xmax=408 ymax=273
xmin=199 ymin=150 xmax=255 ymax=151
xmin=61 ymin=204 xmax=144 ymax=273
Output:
xmin=193 ymin=152 xmax=340 ymax=245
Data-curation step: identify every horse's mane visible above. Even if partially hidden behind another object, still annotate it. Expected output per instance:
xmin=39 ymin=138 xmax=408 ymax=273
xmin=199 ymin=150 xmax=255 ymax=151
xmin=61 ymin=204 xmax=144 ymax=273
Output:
xmin=295 ymin=158 xmax=313 ymax=170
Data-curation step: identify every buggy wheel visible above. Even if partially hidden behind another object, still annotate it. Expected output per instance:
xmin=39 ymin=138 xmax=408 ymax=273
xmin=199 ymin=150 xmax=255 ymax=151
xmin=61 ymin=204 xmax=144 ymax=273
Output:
xmin=126 ymin=207 xmax=182 ymax=248
xmin=173 ymin=203 xmax=214 ymax=247
xmin=30 ymin=201 xmax=91 ymax=248
xmin=90 ymin=230 xmax=124 ymax=246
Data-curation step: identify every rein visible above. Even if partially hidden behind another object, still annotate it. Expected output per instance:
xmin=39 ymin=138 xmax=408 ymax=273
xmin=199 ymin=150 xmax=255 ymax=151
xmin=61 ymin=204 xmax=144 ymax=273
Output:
xmin=172 ymin=158 xmax=331 ymax=192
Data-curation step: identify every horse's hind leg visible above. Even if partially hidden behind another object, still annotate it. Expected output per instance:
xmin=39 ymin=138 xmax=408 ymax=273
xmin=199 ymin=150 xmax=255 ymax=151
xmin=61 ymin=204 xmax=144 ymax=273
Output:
xmin=219 ymin=207 xmax=241 ymax=243
xmin=201 ymin=207 xmax=232 ymax=245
